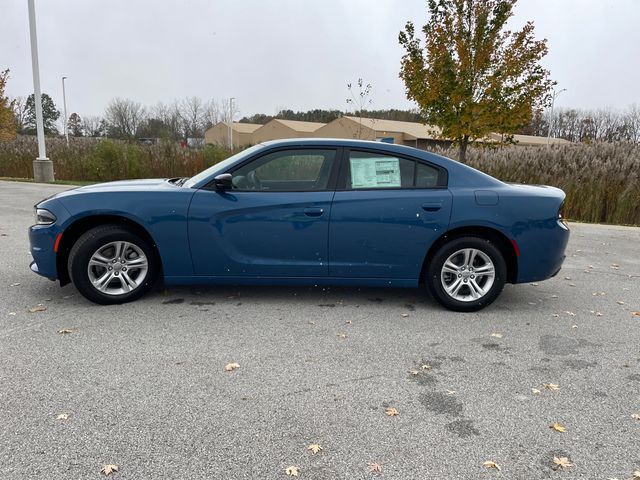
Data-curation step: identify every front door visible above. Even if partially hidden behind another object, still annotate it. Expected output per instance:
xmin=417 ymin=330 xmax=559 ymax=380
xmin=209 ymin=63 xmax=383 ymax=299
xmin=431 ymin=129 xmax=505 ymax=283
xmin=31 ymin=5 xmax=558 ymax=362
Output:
xmin=329 ymin=149 xmax=452 ymax=280
xmin=188 ymin=148 xmax=338 ymax=277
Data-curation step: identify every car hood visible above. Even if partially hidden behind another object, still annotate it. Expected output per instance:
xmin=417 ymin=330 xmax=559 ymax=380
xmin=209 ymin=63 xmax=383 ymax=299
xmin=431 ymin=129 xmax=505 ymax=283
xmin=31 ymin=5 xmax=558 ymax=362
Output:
xmin=51 ymin=178 xmax=181 ymax=198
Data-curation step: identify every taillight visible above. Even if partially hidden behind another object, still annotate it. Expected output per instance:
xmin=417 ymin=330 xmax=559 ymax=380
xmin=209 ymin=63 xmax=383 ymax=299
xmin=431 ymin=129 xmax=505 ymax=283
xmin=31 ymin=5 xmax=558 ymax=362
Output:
xmin=558 ymin=202 xmax=568 ymax=228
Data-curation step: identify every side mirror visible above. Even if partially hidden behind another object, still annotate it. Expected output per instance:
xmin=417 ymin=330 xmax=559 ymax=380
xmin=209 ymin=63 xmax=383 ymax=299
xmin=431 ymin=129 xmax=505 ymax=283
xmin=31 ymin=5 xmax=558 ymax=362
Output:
xmin=213 ymin=173 xmax=233 ymax=190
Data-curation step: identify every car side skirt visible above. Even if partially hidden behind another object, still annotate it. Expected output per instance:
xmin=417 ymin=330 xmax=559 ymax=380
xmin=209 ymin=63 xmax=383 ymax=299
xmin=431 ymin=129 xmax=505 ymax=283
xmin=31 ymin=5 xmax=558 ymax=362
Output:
xmin=164 ymin=276 xmax=419 ymax=288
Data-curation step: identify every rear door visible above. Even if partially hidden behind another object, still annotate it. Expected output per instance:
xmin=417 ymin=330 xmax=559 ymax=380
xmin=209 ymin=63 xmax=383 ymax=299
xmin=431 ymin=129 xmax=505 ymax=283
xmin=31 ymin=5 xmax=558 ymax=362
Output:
xmin=329 ymin=148 xmax=452 ymax=280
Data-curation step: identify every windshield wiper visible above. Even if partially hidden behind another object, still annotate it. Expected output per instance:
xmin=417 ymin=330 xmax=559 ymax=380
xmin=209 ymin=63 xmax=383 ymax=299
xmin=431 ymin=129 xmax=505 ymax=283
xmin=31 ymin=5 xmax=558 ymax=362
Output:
xmin=169 ymin=177 xmax=189 ymax=187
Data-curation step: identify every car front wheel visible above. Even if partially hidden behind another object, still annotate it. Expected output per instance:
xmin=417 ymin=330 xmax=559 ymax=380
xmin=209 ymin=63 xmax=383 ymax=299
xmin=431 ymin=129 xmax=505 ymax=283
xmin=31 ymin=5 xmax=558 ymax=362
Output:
xmin=426 ymin=236 xmax=506 ymax=312
xmin=68 ymin=225 xmax=157 ymax=305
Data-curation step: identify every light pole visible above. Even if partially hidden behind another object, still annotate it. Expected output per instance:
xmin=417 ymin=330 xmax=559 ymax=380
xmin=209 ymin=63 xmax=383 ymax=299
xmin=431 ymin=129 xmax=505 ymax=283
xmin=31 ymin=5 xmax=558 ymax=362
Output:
xmin=227 ymin=98 xmax=236 ymax=151
xmin=547 ymin=88 xmax=567 ymax=147
xmin=62 ymin=76 xmax=69 ymax=145
xmin=27 ymin=0 xmax=54 ymax=182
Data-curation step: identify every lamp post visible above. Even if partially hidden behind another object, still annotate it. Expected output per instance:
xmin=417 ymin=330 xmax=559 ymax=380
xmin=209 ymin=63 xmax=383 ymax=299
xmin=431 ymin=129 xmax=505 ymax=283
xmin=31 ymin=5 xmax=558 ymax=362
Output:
xmin=62 ymin=76 xmax=69 ymax=145
xmin=27 ymin=0 xmax=54 ymax=182
xmin=546 ymin=88 xmax=567 ymax=147
xmin=228 ymin=97 xmax=235 ymax=151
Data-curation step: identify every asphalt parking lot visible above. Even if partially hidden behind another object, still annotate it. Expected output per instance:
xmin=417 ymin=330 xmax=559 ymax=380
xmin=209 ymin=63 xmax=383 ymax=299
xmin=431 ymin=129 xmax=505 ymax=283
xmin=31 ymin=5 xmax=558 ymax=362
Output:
xmin=1 ymin=180 xmax=639 ymax=479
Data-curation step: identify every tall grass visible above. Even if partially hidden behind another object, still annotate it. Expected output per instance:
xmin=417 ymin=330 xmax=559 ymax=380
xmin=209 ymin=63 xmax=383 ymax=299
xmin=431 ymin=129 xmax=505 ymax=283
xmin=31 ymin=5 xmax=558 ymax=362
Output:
xmin=1 ymin=136 xmax=638 ymax=225
xmin=0 ymin=136 xmax=229 ymax=182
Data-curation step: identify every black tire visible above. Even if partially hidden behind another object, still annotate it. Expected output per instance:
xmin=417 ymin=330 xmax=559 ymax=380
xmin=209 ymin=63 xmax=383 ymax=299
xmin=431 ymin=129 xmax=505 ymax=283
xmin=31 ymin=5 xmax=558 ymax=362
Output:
xmin=426 ymin=236 xmax=507 ymax=312
xmin=68 ymin=225 xmax=157 ymax=305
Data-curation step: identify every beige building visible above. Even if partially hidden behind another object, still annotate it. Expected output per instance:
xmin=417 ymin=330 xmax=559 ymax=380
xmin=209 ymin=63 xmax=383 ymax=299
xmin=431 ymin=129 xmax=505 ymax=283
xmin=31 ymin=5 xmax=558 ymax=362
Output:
xmin=485 ymin=132 xmax=571 ymax=147
xmin=205 ymin=116 xmax=569 ymax=150
xmin=204 ymin=122 xmax=261 ymax=148
xmin=251 ymin=119 xmax=326 ymax=144
xmin=313 ymin=116 xmax=448 ymax=148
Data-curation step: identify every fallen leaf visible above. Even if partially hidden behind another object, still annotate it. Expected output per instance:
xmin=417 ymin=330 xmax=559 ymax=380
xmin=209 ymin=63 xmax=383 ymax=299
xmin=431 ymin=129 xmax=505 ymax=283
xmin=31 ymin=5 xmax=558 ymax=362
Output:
xmin=56 ymin=413 xmax=69 ymax=420
xmin=631 ymin=413 xmax=640 ymax=420
xmin=101 ymin=464 xmax=118 ymax=476
xmin=368 ymin=462 xmax=383 ymax=473
xmin=345 ymin=320 xmax=352 ymax=324
xmin=401 ymin=313 xmax=409 ymax=317
xmin=421 ymin=364 xmax=432 ymax=371
xmin=308 ymin=320 xmax=315 ymax=325
xmin=384 ymin=407 xmax=399 ymax=417
xmin=531 ymin=388 xmax=541 ymax=394
xmin=544 ymin=383 xmax=559 ymax=391
xmin=530 ymin=282 xmax=539 ymax=286
xmin=550 ymin=422 xmax=566 ymax=433
xmin=610 ymin=264 xmax=619 ymax=270
xmin=337 ymin=333 xmax=347 ymax=339
xmin=490 ymin=333 xmax=503 ymax=339
xmin=565 ymin=311 xmax=576 ymax=316
xmin=616 ymin=301 xmax=625 ymax=305
xmin=446 ymin=389 xmax=456 ymax=395
xmin=564 ymin=276 xmax=571 ymax=280
xmin=633 ymin=470 xmax=640 ymax=479
xmin=224 ymin=362 xmax=240 ymax=372
xmin=483 ymin=461 xmax=501 ymax=471
xmin=10 ymin=282 xmax=20 ymax=287
xmin=285 ymin=466 xmax=300 ymax=477
xmin=27 ymin=305 xmax=46 ymax=313
xmin=9 ymin=312 xmax=16 ymax=316
xmin=307 ymin=444 xmax=323 ymax=455
xmin=632 ymin=312 xmax=640 ymax=317
xmin=571 ymin=325 xmax=578 ymax=329
xmin=409 ymin=369 xmax=420 ymax=375
xmin=553 ymin=457 xmax=572 ymax=470
xmin=552 ymin=314 xmax=560 ymax=318
xmin=57 ymin=328 xmax=75 ymax=335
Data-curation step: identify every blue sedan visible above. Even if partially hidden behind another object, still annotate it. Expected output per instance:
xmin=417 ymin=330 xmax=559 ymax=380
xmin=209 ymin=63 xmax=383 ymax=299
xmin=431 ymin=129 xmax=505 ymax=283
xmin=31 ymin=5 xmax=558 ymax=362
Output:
xmin=29 ymin=139 xmax=569 ymax=311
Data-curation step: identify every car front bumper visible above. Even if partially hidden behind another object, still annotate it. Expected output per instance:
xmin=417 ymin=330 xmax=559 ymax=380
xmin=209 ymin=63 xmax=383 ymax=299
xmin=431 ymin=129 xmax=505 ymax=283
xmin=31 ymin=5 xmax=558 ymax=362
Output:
xmin=29 ymin=224 xmax=60 ymax=280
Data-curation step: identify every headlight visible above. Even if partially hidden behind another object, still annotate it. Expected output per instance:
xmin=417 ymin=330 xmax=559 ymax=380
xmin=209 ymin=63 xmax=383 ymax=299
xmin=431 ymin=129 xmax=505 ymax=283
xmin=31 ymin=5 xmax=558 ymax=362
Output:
xmin=35 ymin=208 xmax=56 ymax=225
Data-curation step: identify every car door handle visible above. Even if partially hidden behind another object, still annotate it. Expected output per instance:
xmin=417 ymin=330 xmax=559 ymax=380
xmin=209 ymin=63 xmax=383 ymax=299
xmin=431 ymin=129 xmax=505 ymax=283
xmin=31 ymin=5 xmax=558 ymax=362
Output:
xmin=422 ymin=203 xmax=442 ymax=212
xmin=303 ymin=207 xmax=324 ymax=217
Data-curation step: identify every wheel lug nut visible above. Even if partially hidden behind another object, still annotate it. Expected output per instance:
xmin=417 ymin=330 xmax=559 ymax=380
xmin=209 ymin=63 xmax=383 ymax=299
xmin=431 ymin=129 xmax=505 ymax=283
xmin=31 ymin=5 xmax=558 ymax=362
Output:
xmin=114 ymin=272 xmax=119 ymax=276
xmin=471 ymin=275 xmax=475 ymax=279
xmin=108 ymin=267 xmax=112 ymax=271
xmin=463 ymin=279 xmax=468 ymax=283
xmin=458 ymin=274 xmax=462 ymax=278
xmin=122 ymin=267 xmax=127 ymax=271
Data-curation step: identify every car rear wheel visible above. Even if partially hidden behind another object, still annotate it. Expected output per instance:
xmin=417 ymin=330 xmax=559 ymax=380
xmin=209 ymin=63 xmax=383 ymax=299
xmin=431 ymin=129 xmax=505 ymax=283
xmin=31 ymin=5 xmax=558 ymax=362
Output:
xmin=68 ymin=225 xmax=157 ymax=305
xmin=426 ymin=236 xmax=506 ymax=312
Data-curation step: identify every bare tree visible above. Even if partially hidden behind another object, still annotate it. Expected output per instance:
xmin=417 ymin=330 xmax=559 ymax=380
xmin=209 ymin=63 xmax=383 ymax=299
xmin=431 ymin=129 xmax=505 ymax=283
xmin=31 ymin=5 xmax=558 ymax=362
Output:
xmin=346 ymin=78 xmax=373 ymax=139
xmin=80 ymin=115 xmax=105 ymax=137
xmin=623 ymin=104 xmax=640 ymax=142
xmin=11 ymin=95 xmax=28 ymax=132
xmin=178 ymin=96 xmax=206 ymax=139
xmin=202 ymin=98 xmax=225 ymax=130
xmin=104 ymin=97 xmax=146 ymax=139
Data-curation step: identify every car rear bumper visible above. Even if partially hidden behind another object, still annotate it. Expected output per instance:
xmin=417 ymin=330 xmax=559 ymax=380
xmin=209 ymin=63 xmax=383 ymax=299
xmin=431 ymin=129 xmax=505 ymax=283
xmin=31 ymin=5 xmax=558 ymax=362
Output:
xmin=515 ymin=220 xmax=570 ymax=283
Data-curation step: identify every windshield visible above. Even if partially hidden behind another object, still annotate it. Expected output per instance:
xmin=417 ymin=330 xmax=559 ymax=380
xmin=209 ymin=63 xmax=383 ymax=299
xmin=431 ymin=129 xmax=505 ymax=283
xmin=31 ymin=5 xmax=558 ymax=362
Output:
xmin=183 ymin=144 xmax=265 ymax=188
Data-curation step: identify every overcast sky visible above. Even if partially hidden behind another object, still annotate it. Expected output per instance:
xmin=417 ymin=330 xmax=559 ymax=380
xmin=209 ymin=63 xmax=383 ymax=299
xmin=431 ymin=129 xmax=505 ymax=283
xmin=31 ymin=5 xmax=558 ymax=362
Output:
xmin=1 ymin=0 xmax=639 ymax=119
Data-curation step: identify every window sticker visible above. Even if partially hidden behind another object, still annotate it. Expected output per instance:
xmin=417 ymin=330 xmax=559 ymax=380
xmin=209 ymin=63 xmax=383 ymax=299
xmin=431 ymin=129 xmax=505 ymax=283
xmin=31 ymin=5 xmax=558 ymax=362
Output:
xmin=350 ymin=157 xmax=401 ymax=189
